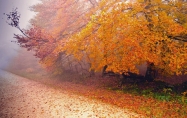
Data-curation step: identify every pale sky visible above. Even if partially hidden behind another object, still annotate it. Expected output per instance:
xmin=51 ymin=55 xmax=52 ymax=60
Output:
xmin=0 ymin=0 xmax=40 ymax=69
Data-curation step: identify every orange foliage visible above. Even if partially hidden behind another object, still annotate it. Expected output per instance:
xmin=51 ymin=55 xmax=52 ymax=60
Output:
xmin=13 ymin=0 xmax=187 ymax=76
xmin=63 ymin=0 xmax=187 ymax=75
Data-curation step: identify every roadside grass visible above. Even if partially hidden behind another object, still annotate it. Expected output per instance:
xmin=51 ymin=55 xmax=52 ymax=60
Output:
xmin=111 ymin=80 xmax=187 ymax=117
xmin=119 ymin=81 xmax=187 ymax=104
xmin=5 ymin=68 xmax=187 ymax=118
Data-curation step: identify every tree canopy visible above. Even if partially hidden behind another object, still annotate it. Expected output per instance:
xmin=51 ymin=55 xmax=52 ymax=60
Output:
xmin=6 ymin=0 xmax=187 ymax=76
xmin=63 ymin=0 xmax=187 ymax=75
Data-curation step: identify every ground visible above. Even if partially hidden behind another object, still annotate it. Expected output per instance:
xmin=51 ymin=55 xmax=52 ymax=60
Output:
xmin=0 ymin=70 xmax=142 ymax=118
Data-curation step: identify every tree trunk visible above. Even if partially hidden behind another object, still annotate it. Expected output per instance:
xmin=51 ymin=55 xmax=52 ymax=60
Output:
xmin=145 ymin=63 xmax=156 ymax=82
xmin=102 ymin=65 xmax=108 ymax=77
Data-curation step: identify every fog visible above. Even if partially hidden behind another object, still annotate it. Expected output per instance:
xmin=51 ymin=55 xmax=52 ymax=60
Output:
xmin=0 ymin=0 xmax=40 ymax=69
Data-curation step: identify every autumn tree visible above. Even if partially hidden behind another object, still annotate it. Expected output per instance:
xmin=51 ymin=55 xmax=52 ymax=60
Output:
xmin=6 ymin=0 xmax=98 ymax=75
xmin=6 ymin=0 xmax=187 ymax=80
xmin=63 ymin=0 xmax=187 ymax=79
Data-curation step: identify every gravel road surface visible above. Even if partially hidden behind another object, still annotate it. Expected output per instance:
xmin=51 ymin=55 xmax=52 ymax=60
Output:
xmin=0 ymin=70 xmax=142 ymax=118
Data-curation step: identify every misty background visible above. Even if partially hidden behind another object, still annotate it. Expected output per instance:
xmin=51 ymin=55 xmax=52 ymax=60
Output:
xmin=0 ymin=0 xmax=40 ymax=69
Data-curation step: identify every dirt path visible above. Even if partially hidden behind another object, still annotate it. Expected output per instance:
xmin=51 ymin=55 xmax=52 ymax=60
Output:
xmin=0 ymin=70 xmax=142 ymax=118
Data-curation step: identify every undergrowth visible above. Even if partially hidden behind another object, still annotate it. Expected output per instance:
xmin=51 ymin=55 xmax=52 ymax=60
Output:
xmin=118 ymin=81 xmax=187 ymax=104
